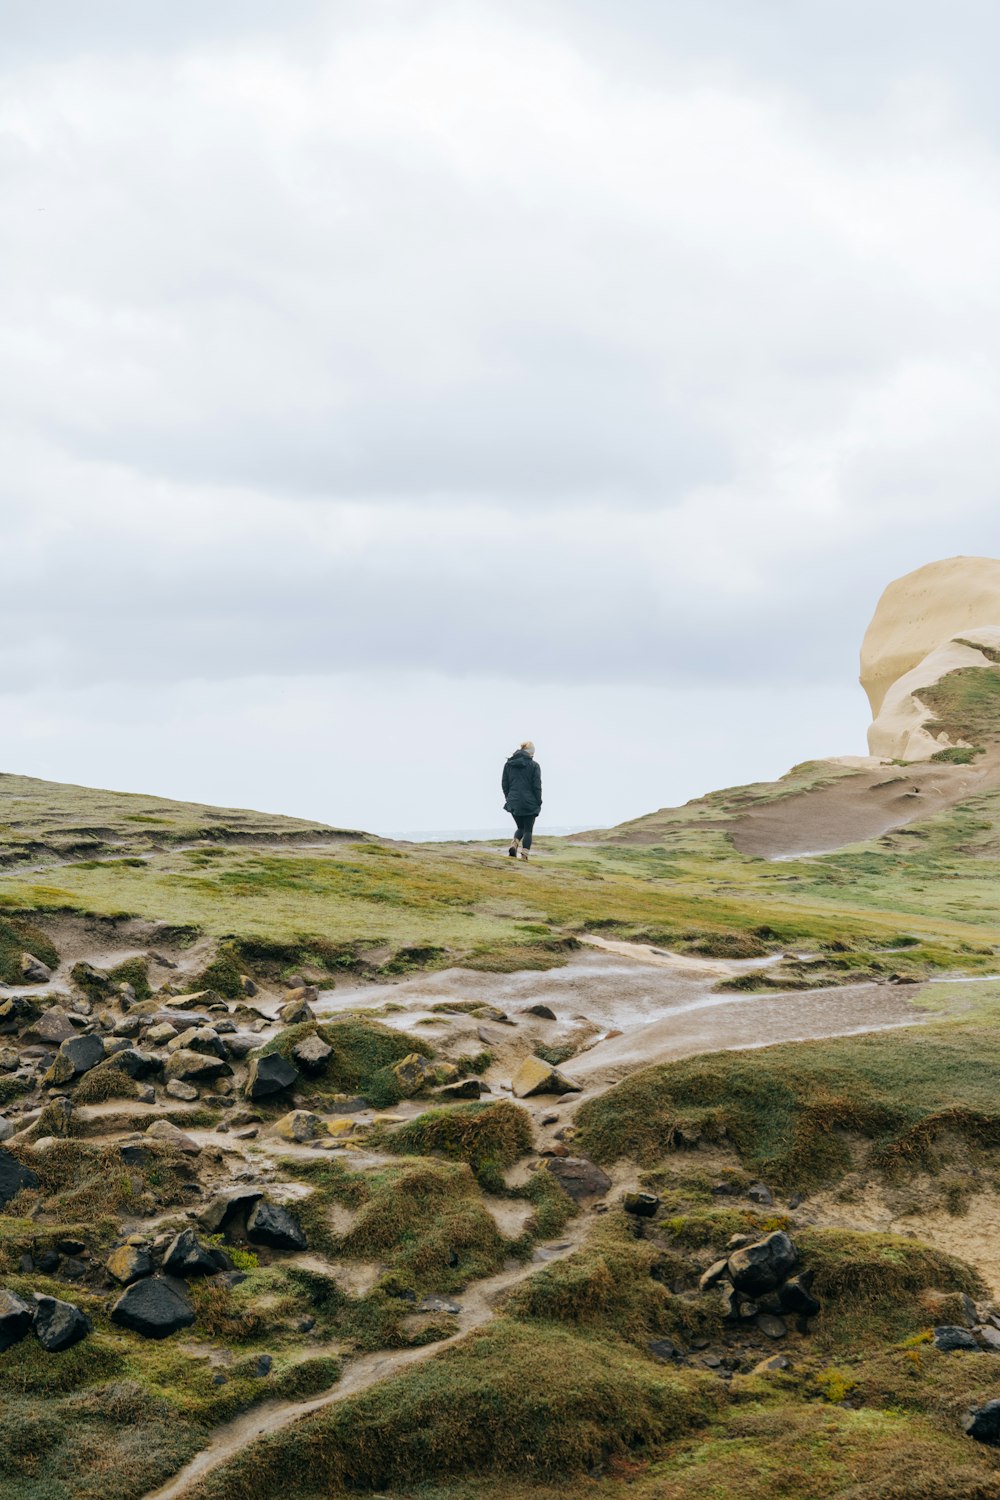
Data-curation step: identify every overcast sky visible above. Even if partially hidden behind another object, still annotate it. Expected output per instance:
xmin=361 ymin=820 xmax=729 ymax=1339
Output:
xmin=3 ymin=1 xmax=1000 ymax=833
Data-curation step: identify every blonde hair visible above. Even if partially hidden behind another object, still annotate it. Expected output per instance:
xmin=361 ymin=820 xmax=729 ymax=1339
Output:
xmin=520 ymin=740 xmax=535 ymax=755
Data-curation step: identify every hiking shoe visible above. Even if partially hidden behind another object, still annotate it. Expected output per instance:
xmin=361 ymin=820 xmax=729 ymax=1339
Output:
xmin=508 ymin=838 xmax=520 ymax=858
xmin=519 ymin=850 xmax=530 ymax=861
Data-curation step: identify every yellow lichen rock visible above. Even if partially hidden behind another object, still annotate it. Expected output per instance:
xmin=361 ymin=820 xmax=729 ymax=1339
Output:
xmin=510 ymin=1055 xmax=581 ymax=1098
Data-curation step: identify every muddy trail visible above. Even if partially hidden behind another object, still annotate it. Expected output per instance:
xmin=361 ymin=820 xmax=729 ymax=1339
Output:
xmin=142 ymin=1224 xmax=591 ymax=1500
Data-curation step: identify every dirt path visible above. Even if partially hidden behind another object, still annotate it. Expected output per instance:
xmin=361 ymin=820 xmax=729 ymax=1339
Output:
xmin=142 ymin=1224 xmax=591 ymax=1500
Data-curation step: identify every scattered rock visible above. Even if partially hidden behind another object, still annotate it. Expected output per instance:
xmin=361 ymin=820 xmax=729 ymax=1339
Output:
xmin=523 ymin=1004 xmax=557 ymax=1020
xmin=166 ymin=1079 xmax=199 ymax=1102
xmin=164 ymin=1049 xmax=231 ymax=1083
xmin=543 ymin=1156 xmax=612 ymax=1203
xmin=199 ymin=1187 xmax=264 ymax=1234
xmin=25 ymin=1008 xmax=76 ymax=1045
xmin=755 ymin=1312 xmax=788 ymax=1339
xmin=109 ymin=1047 xmax=162 ymax=1080
xmin=146 ymin=1023 xmax=178 ymax=1046
xmin=110 ymin=1277 xmax=196 ymax=1339
xmin=245 ymin=1053 xmax=299 ymax=1100
xmin=752 ymin=1354 xmax=791 ymax=1374
xmin=648 ymin=1338 xmax=679 ymax=1361
xmin=934 ymin=1326 xmax=979 ymax=1352
xmin=291 ymin=1032 xmax=333 ymax=1074
xmin=390 ymin=1053 xmax=438 ymax=1097
xmin=511 ymin=1056 xmax=581 ymax=1098
xmin=747 ymin=1182 xmax=774 ymax=1206
xmin=727 ymin=1232 xmax=797 ymax=1295
xmin=246 ymin=1199 xmax=307 ymax=1251
xmin=965 ymin=1400 xmax=1000 ymax=1444
xmin=0 ymin=1119 xmax=12 ymax=1143
xmin=418 ymin=1295 xmax=461 ymax=1314
xmin=20 ymin=953 xmax=53 ymax=983
xmin=326 ymin=1118 xmax=355 ymax=1138
xmin=976 ymin=1325 xmax=1000 ymax=1351
xmin=44 ymin=1032 xmax=106 ymax=1085
xmin=279 ymin=997 xmax=315 ymax=1025
xmin=699 ymin=1259 xmax=731 ymax=1293
xmin=274 ymin=1110 xmax=324 ymax=1143
xmin=252 ymin=1353 xmax=273 ymax=1377
xmin=144 ymin=1119 xmax=201 ymax=1155
xmin=778 ymin=1274 xmax=821 ymax=1318
xmin=162 ymin=1228 xmax=219 ymax=1278
xmin=436 ymin=1079 xmax=482 ymax=1101
xmin=33 ymin=1295 xmax=90 ymax=1352
xmin=0 ymin=1147 xmax=40 ymax=1208
xmin=167 ymin=1027 xmax=227 ymax=1059
xmin=622 ymin=1191 xmax=659 ymax=1218
xmin=0 ymin=1289 xmax=34 ymax=1350
xmin=106 ymin=1244 xmax=153 ymax=1285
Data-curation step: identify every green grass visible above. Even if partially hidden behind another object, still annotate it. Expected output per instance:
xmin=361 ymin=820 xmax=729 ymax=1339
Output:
xmin=378 ymin=1101 xmax=534 ymax=1187
xmin=921 ymin=665 xmax=1000 ymax=747
xmin=255 ymin=1017 xmax=434 ymax=1107
xmin=0 ymin=913 xmax=59 ymax=984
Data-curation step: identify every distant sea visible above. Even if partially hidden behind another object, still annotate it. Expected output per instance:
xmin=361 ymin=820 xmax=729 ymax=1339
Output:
xmin=381 ymin=825 xmax=590 ymax=843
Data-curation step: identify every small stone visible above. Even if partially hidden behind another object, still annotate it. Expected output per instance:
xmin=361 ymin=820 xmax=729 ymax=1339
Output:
xmin=747 ymin=1182 xmax=774 ymax=1206
xmin=146 ymin=1023 xmax=178 ymax=1046
xmin=436 ymin=1079 xmax=482 ymax=1101
xmin=165 ymin=1049 xmax=231 ymax=1083
xmin=755 ymin=1313 xmax=787 ymax=1339
xmin=144 ymin=1119 xmax=201 ymax=1154
xmin=417 ymin=1295 xmax=461 ymax=1314
xmin=390 ymin=1053 xmax=437 ymax=1098
xmin=198 ymin=1187 xmax=263 ymax=1234
xmin=0 ymin=1289 xmax=35 ymax=1350
xmin=701 ymin=1352 xmax=722 ymax=1368
xmin=647 ymin=1338 xmax=678 ymax=1361
xmin=544 ymin=1156 xmax=612 ymax=1203
xmin=622 ymin=1191 xmax=659 ymax=1218
xmin=326 ymin=1118 xmax=355 ymax=1138
xmin=167 ymin=1026 xmax=227 ymax=1059
xmin=33 ymin=1295 xmax=90 ymax=1351
xmin=934 ymin=1325 xmax=979 ymax=1352
xmin=166 ymin=1079 xmax=199 ymax=1102
xmin=252 ymin=1353 xmax=273 ymax=1377
xmin=44 ymin=1032 xmax=106 ymax=1085
xmin=0 ymin=1119 xmax=13 ymax=1144
xmin=279 ymin=997 xmax=315 ymax=1026
xmin=20 ymin=953 xmax=53 ymax=983
xmin=523 ymin=1004 xmax=557 ymax=1020
xmin=778 ymin=1275 xmax=821 ymax=1318
xmin=976 ymin=1325 xmax=1000 ymax=1351
xmin=113 ymin=1015 xmax=143 ymax=1038
xmin=751 ymin=1354 xmax=791 ymax=1375
xmin=727 ymin=1232 xmax=797 ymax=1295
xmin=510 ymin=1056 xmax=581 ymax=1098
xmin=25 ymin=1008 xmax=76 ymax=1045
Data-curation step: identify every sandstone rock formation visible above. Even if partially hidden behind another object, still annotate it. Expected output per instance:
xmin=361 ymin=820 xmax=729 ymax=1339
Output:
xmin=860 ymin=556 xmax=1000 ymax=760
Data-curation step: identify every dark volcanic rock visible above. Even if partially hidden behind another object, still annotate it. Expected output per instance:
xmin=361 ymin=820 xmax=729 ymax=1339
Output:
xmin=934 ymin=1325 xmax=979 ymax=1352
xmin=543 ymin=1156 xmax=612 ymax=1203
xmin=106 ymin=1244 xmax=153 ymax=1285
xmin=246 ymin=1199 xmax=307 ymax=1251
xmin=45 ymin=1032 xmax=106 ymax=1085
xmin=162 ymin=1228 xmax=219 ymax=1278
xmin=109 ymin=1048 xmax=163 ymax=1080
xmin=245 ymin=1053 xmax=299 ymax=1100
xmin=199 ymin=1187 xmax=264 ymax=1234
xmin=727 ymin=1232 xmax=797 ymax=1295
xmin=965 ymin=1400 xmax=1000 ymax=1444
xmin=0 ymin=1148 xmax=39 ymax=1209
xmin=110 ymin=1277 xmax=196 ymax=1339
xmin=33 ymin=1295 xmax=91 ymax=1351
xmin=778 ymin=1275 xmax=821 ymax=1318
xmin=164 ymin=1048 xmax=231 ymax=1083
xmin=523 ymin=1003 xmax=557 ymax=1020
xmin=436 ymin=1079 xmax=482 ymax=1101
xmin=0 ymin=1289 xmax=34 ymax=1351
xmin=623 ymin=1191 xmax=660 ymax=1217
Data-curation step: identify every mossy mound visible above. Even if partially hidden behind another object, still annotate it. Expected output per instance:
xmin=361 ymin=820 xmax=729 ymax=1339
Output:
xmin=0 ymin=913 xmax=58 ymax=984
xmin=575 ymin=1023 xmax=1000 ymax=1190
xmin=258 ymin=1017 xmax=434 ymax=1106
xmin=922 ymin=664 xmax=1000 ymax=748
xmin=379 ymin=1101 xmax=533 ymax=1186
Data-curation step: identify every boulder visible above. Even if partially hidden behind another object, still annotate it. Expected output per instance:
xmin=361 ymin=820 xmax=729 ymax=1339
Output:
xmin=698 ymin=1258 xmax=730 ymax=1294
xmin=162 ymin=1228 xmax=219 ymax=1278
xmin=544 ymin=1156 xmax=612 ymax=1204
xmin=164 ymin=1048 xmax=231 ymax=1083
xmin=20 ymin=953 xmax=53 ymax=983
xmin=291 ymin=1032 xmax=333 ymax=1075
xmin=511 ymin=1056 xmax=581 ymax=1098
xmin=165 ymin=1079 xmax=199 ymax=1102
xmin=0 ymin=1147 xmax=40 ymax=1209
xmin=244 ymin=1053 xmax=299 ymax=1100
xmin=0 ymin=1289 xmax=34 ymax=1350
xmin=755 ymin=1312 xmax=788 ymax=1339
xmin=727 ymin=1232 xmax=797 ymax=1295
xmin=279 ymin=996 xmax=315 ymax=1025
xmin=106 ymin=1244 xmax=153 ymax=1285
xmin=33 ymin=1295 xmax=90 ymax=1352
xmin=965 ymin=1400 xmax=1000 ymax=1444
xmin=274 ymin=1110 xmax=324 ymax=1143
xmin=44 ymin=1032 xmax=106 ymax=1085
xmin=107 ymin=1047 xmax=162 ymax=1080
xmin=146 ymin=1022 xmax=178 ymax=1046
xmin=110 ymin=1277 xmax=196 ymax=1339
xmin=246 ymin=1199 xmax=307 ymax=1251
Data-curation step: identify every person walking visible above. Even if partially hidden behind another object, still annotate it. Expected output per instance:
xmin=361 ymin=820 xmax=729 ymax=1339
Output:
xmin=502 ymin=741 xmax=542 ymax=861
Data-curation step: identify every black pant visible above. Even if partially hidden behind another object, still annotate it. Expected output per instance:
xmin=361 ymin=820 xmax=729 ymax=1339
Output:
xmin=512 ymin=813 xmax=537 ymax=849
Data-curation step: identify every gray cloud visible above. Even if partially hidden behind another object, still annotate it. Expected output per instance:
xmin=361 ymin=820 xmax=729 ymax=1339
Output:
xmin=2 ymin=2 xmax=1000 ymax=825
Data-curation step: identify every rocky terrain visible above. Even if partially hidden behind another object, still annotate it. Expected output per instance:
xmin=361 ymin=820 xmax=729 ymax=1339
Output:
xmin=5 ymin=558 xmax=1000 ymax=1500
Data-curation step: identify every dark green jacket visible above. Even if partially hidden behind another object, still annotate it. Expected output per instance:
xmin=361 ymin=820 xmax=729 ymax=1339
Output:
xmin=502 ymin=750 xmax=542 ymax=816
